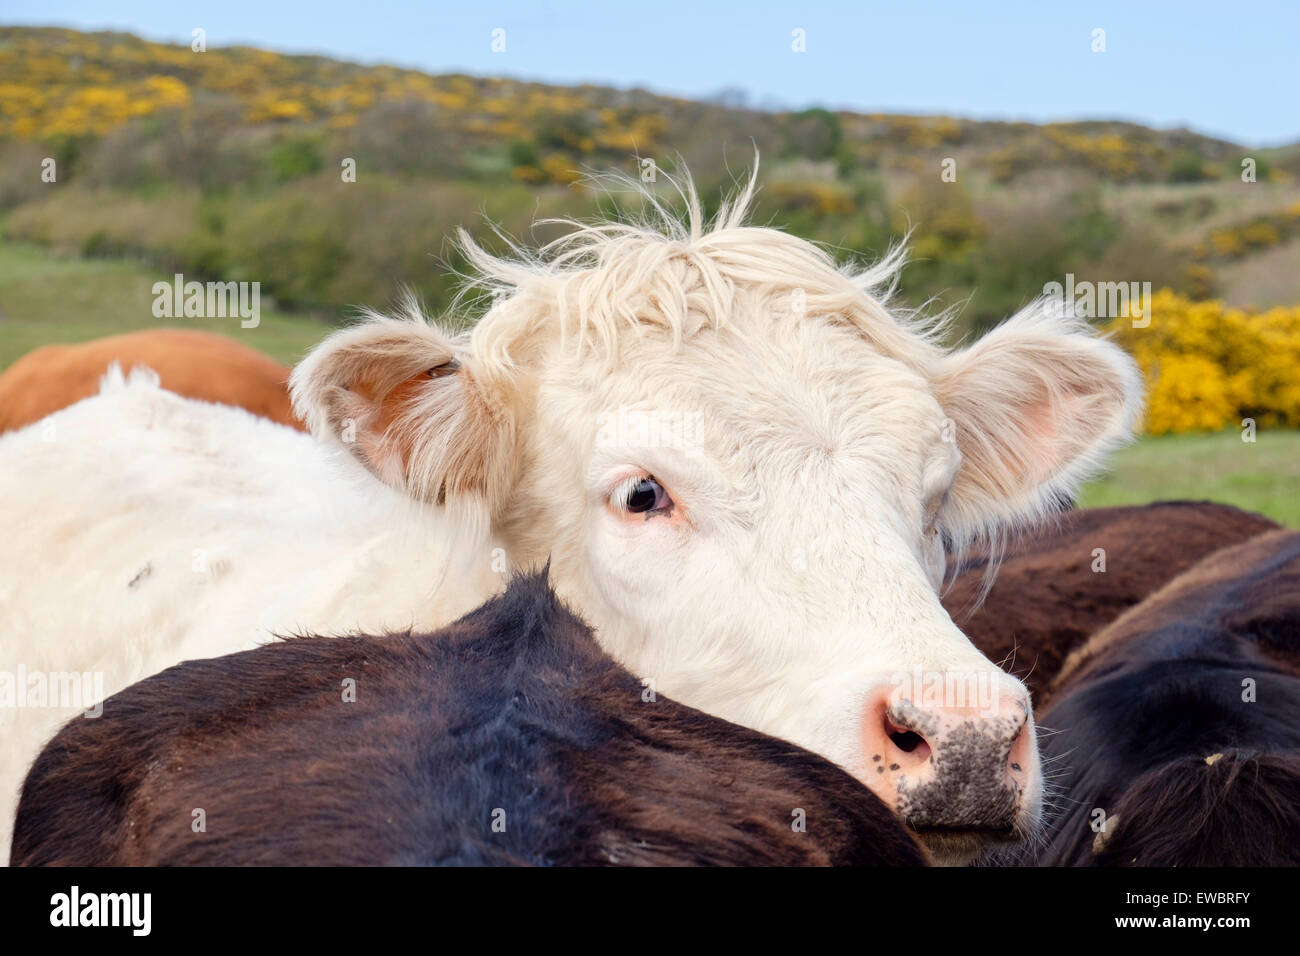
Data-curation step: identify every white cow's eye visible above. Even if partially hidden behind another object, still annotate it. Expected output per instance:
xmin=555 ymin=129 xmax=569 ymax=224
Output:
xmin=623 ymin=475 xmax=672 ymax=515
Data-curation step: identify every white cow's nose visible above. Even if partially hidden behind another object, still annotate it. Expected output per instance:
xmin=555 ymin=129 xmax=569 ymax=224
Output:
xmin=857 ymin=683 xmax=1033 ymax=832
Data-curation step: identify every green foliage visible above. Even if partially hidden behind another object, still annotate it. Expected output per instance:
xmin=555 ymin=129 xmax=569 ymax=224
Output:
xmin=44 ymin=132 xmax=88 ymax=177
xmin=1061 ymin=189 xmax=1120 ymax=258
xmin=269 ymin=135 xmax=325 ymax=182
xmin=507 ymin=138 xmax=539 ymax=168
xmin=0 ymin=25 xmax=1295 ymax=342
xmin=1248 ymin=153 xmax=1273 ymax=180
xmin=784 ymin=108 xmax=842 ymax=160
xmin=79 ymin=229 xmax=120 ymax=258
xmin=1166 ymin=150 xmax=1211 ymax=183
xmin=534 ymin=111 xmax=592 ymax=151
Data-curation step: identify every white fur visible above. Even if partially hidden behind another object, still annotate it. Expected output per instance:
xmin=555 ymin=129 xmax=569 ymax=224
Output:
xmin=0 ymin=172 xmax=1142 ymax=862
xmin=0 ymin=374 xmax=500 ymax=860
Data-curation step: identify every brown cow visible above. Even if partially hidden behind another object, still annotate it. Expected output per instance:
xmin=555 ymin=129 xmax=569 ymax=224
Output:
xmin=11 ymin=573 xmax=927 ymax=867
xmin=0 ymin=328 xmax=302 ymax=432
xmin=943 ymin=501 xmax=1279 ymax=705
xmin=1028 ymin=529 xmax=1300 ymax=866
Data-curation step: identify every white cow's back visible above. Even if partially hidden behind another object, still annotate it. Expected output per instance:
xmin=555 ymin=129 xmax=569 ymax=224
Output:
xmin=0 ymin=370 xmax=503 ymax=860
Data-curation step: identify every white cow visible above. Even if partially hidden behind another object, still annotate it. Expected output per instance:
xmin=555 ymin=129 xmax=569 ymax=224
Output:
xmin=0 ymin=175 xmax=1142 ymax=864
xmin=0 ymin=367 xmax=503 ymax=861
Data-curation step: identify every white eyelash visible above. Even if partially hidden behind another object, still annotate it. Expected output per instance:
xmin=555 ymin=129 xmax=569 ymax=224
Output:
xmin=608 ymin=473 xmax=650 ymax=513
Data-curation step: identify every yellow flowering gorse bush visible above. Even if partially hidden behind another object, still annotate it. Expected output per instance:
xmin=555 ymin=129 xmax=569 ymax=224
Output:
xmin=1106 ymin=290 xmax=1300 ymax=434
xmin=0 ymin=27 xmax=672 ymax=180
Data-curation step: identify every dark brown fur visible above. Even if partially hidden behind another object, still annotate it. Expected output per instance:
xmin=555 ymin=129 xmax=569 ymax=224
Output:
xmin=12 ymin=574 xmax=926 ymax=867
xmin=1088 ymin=753 xmax=1300 ymax=867
xmin=1027 ymin=530 xmax=1300 ymax=866
xmin=944 ymin=501 xmax=1278 ymax=705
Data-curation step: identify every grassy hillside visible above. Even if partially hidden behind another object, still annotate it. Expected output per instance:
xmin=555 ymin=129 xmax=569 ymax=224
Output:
xmin=2 ymin=25 xmax=1298 ymax=337
xmin=0 ymin=233 xmax=329 ymax=369
xmin=1078 ymin=430 xmax=1300 ymax=527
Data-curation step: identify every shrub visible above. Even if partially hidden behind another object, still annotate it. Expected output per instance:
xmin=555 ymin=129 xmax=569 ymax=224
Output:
xmin=1107 ymin=290 xmax=1300 ymax=434
xmin=269 ymin=135 xmax=325 ymax=182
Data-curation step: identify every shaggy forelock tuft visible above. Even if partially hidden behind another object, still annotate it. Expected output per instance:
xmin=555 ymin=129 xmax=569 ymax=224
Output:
xmin=452 ymin=161 xmax=948 ymax=388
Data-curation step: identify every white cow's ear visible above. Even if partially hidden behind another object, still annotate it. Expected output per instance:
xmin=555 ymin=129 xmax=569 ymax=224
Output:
xmin=290 ymin=312 xmax=516 ymax=516
xmin=933 ymin=301 xmax=1143 ymax=539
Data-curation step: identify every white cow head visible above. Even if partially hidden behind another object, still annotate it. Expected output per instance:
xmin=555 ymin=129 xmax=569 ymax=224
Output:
xmin=291 ymin=175 xmax=1142 ymax=863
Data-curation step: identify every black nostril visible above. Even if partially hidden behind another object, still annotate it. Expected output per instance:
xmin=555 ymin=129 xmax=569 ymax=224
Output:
xmin=890 ymin=730 xmax=925 ymax=753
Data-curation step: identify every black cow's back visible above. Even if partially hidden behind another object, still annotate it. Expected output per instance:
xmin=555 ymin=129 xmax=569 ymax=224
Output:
xmin=12 ymin=574 xmax=925 ymax=867
xmin=1029 ymin=530 xmax=1300 ymax=866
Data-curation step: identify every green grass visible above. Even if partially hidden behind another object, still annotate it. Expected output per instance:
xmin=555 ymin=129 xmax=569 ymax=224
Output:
xmin=0 ymin=236 xmax=335 ymax=371
xmin=1079 ymin=429 xmax=1300 ymax=527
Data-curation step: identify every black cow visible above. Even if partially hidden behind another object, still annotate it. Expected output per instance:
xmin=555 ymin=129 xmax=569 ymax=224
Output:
xmin=1025 ymin=529 xmax=1300 ymax=866
xmin=944 ymin=501 xmax=1278 ymax=705
xmin=12 ymin=573 xmax=926 ymax=867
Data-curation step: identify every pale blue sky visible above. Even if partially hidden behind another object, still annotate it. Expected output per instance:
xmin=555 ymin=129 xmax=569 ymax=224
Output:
xmin=7 ymin=1 xmax=1297 ymax=145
